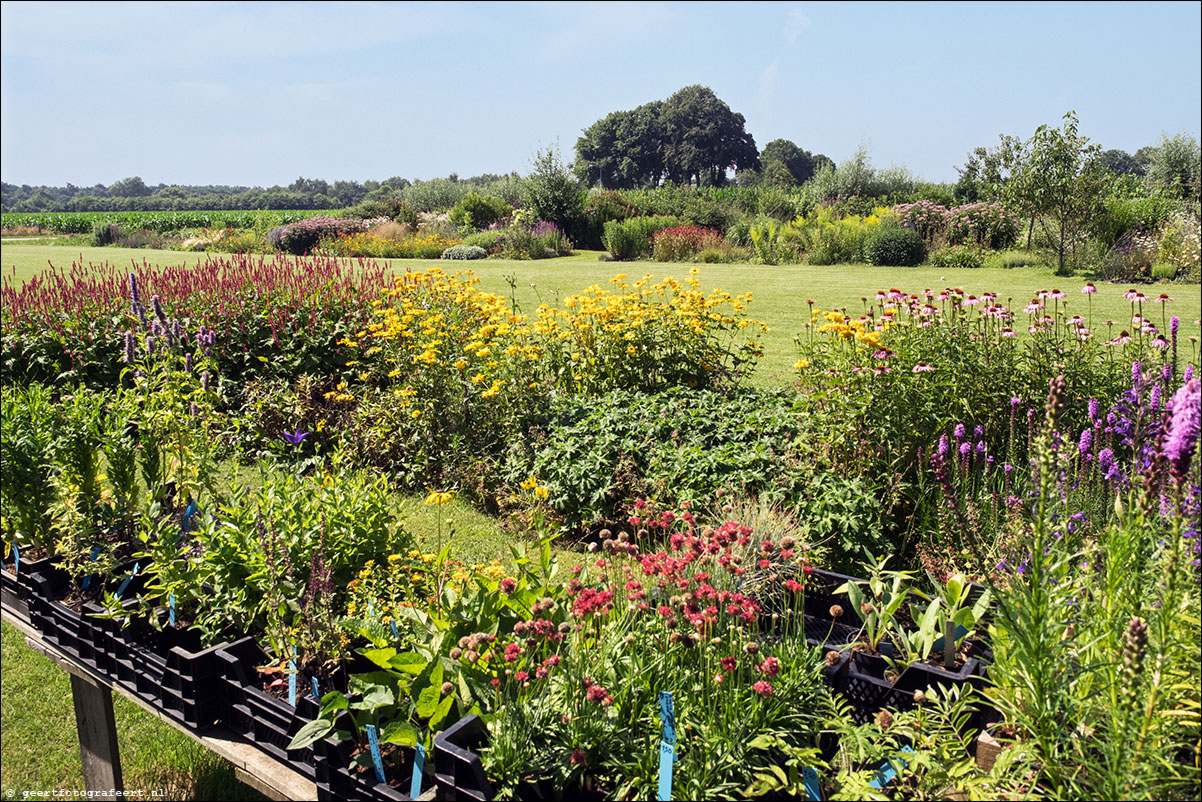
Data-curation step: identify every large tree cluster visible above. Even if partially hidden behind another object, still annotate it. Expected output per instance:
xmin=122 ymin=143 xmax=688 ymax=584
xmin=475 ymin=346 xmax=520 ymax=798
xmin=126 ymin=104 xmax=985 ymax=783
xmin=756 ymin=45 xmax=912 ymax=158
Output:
xmin=574 ymin=86 xmax=760 ymax=189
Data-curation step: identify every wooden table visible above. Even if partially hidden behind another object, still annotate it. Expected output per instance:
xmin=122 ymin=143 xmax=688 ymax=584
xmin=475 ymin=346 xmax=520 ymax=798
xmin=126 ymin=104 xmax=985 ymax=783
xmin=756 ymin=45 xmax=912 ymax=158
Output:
xmin=1 ymin=606 xmax=317 ymax=801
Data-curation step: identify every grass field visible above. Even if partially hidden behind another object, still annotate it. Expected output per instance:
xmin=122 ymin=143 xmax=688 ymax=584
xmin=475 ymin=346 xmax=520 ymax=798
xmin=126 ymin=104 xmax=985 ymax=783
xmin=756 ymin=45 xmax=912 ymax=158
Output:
xmin=4 ymin=244 xmax=1198 ymax=387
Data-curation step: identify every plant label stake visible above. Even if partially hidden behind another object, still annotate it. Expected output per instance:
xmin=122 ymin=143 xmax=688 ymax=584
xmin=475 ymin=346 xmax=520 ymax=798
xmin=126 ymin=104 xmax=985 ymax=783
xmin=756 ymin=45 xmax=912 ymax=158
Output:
xmin=81 ymin=546 xmax=101 ymax=588
xmin=288 ymin=645 xmax=298 ymax=707
xmin=114 ymin=562 xmax=140 ymax=599
xmin=657 ymin=690 xmax=677 ymax=801
xmin=11 ymin=541 xmax=19 ymax=576
xmin=311 ymin=676 xmax=320 ymax=701
xmin=410 ymin=742 xmax=426 ymax=798
xmin=390 ymin=619 xmax=400 ymax=642
xmin=365 ymin=723 xmax=387 ymax=784
xmin=168 ymin=593 xmax=176 ymax=627
xmin=869 ymin=745 xmax=913 ymax=790
xmin=801 ymin=766 xmax=822 ymax=801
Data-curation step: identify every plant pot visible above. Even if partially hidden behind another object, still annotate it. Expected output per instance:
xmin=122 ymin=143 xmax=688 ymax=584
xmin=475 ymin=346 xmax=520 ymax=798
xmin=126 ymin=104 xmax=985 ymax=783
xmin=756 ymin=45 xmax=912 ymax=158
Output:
xmin=216 ymin=636 xmax=320 ymax=780
xmin=316 ymin=735 xmax=429 ymax=801
xmin=433 ymin=714 xmax=492 ymax=802
xmin=803 ymin=568 xmax=865 ymax=628
xmin=1 ymin=555 xmax=53 ymax=627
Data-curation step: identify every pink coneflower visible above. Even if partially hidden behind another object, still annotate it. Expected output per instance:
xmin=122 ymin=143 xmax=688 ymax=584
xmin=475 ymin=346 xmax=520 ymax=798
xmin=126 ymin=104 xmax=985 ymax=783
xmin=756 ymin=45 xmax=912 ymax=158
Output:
xmin=1001 ymin=328 xmax=1016 ymax=337
xmin=1025 ymin=300 xmax=1042 ymax=314
xmin=1082 ymin=283 xmax=1096 ymax=295
xmin=1158 ymin=293 xmax=1173 ymax=303
xmin=1151 ymin=335 xmax=1169 ymax=349
xmin=912 ymin=362 xmax=934 ymax=372
xmin=1124 ymin=289 xmax=1140 ymax=300
xmin=1050 ymin=289 xmax=1065 ymax=300
xmin=965 ymin=295 xmax=981 ymax=306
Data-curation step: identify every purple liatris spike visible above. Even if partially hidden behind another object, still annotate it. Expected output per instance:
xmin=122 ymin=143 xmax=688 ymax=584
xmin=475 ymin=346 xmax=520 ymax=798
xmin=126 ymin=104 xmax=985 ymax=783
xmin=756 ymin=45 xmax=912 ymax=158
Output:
xmin=1164 ymin=378 xmax=1200 ymax=481
xmin=1132 ymin=361 xmax=1142 ymax=386
xmin=1089 ymin=397 xmax=1100 ymax=422
xmin=954 ymin=423 xmax=965 ymax=440
xmin=960 ymin=442 xmax=972 ymax=456
xmin=1186 ymin=365 xmax=1195 ymax=383
xmin=1170 ymin=316 xmax=1179 ymax=336
xmin=938 ymin=435 xmax=950 ymax=455
xmin=974 ymin=425 xmax=984 ymax=439
xmin=1079 ymin=428 xmax=1092 ymax=456
xmin=1162 ymin=363 xmax=1172 ymax=383
xmin=1150 ymin=384 xmax=1161 ymax=412
xmin=152 ymin=295 xmax=167 ymax=327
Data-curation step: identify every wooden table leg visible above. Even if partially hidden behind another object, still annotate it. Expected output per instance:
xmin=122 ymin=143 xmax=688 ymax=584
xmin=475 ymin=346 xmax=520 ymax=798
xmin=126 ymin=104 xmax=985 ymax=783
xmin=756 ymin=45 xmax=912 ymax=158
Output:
xmin=70 ymin=672 xmax=124 ymax=800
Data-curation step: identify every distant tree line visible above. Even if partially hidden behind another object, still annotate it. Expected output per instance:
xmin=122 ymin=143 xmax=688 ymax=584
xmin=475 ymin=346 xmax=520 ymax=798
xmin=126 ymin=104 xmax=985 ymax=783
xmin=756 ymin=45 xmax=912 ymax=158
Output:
xmin=0 ymin=172 xmax=522 ymax=214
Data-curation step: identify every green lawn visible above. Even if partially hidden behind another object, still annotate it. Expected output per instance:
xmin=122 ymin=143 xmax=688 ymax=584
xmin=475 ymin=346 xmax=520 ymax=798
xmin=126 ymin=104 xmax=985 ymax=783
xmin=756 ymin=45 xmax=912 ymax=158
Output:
xmin=1 ymin=619 xmax=263 ymax=800
xmin=4 ymin=244 xmax=1198 ymax=387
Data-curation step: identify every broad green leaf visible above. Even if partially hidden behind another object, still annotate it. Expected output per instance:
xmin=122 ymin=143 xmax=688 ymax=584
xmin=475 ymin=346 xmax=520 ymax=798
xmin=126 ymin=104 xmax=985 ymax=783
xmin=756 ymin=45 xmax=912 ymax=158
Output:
xmin=381 ymin=720 xmax=418 ymax=747
xmin=361 ymin=647 xmax=398 ymax=669
xmin=389 ymin=652 xmax=429 ymax=675
xmin=287 ymin=718 xmax=334 ymax=751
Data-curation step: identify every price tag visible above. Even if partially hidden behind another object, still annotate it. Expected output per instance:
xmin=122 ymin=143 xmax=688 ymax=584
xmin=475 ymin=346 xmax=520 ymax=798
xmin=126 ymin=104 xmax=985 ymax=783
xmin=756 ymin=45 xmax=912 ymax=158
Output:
xmin=657 ymin=691 xmax=677 ymax=801
xmin=114 ymin=562 xmax=140 ymax=599
xmin=81 ymin=546 xmax=101 ymax=589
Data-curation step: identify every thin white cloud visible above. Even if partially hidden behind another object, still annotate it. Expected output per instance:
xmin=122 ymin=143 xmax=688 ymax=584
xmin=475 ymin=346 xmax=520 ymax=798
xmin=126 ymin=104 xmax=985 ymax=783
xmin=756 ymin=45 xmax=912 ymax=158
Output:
xmin=759 ymin=58 xmax=780 ymax=117
xmin=783 ymin=7 xmax=811 ymax=46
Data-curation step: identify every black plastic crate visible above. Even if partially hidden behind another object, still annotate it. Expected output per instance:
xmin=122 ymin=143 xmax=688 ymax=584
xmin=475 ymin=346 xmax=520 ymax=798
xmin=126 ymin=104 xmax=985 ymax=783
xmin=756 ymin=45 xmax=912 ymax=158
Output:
xmin=216 ymin=636 xmax=319 ymax=780
xmin=25 ymin=568 xmax=107 ymax=675
xmin=433 ymin=714 xmax=492 ymax=802
xmin=804 ymin=568 xmax=866 ymax=629
xmin=1 ymin=555 xmax=52 ymax=627
xmin=316 ymin=735 xmax=425 ymax=801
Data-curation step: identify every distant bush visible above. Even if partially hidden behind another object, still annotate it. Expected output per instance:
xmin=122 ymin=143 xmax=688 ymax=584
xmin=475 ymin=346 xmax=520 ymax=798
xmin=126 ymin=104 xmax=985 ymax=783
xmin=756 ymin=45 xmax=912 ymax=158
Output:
xmin=984 ymin=249 xmax=1044 ymax=269
xmin=276 ymin=216 xmax=369 ymax=255
xmin=343 ymin=197 xmax=420 ymax=229
xmin=462 ymin=230 xmax=506 ymax=255
xmin=890 ymin=200 xmax=948 ymax=243
xmin=928 ymin=244 xmax=983 ymax=269
xmin=449 ymin=193 xmax=512 ymax=231
xmin=318 ymin=231 xmax=456 ymax=259
xmin=1091 ymin=195 xmax=1175 ymax=249
xmin=867 ymin=226 xmax=925 ymax=266
xmin=91 ymin=221 xmax=119 ymax=246
xmin=946 ymin=202 xmax=1019 ymax=249
xmin=652 ymin=225 xmax=725 ymax=262
xmin=441 ymin=244 xmax=488 ymax=260
xmin=601 ymin=215 xmax=680 ymax=260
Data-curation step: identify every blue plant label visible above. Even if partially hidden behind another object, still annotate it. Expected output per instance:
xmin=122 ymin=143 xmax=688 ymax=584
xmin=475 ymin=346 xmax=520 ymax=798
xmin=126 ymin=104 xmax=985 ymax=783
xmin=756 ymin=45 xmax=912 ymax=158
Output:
xmin=656 ymin=691 xmax=676 ymax=801
xmin=657 ymin=740 xmax=675 ymax=801
xmin=11 ymin=542 xmax=18 ymax=576
xmin=410 ymin=742 xmax=426 ymax=798
xmin=114 ymin=562 xmax=140 ymax=600
xmin=869 ymin=745 xmax=913 ymax=790
xmin=168 ymin=593 xmax=176 ymax=627
xmin=389 ymin=619 xmax=400 ymax=641
xmin=311 ymin=676 xmax=320 ymax=701
xmin=183 ymin=500 xmax=199 ymax=531
xmin=288 ymin=657 xmax=297 ymax=707
xmin=365 ymin=723 xmax=387 ymax=784
xmin=658 ymin=690 xmax=676 ymax=744
xmin=81 ymin=545 xmax=101 ymax=588
xmin=801 ymin=766 xmax=822 ymax=801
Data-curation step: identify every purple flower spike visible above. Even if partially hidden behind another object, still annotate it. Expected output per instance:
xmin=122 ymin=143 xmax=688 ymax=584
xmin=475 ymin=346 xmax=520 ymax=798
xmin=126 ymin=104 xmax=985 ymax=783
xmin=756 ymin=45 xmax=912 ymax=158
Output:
xmin=1164 ymin=379 xmax=1200 ymax=481
xmin=1079 ymin=428 xmax=1092 ymax=456
xmin=938 ymin=435 xmax=950 ymax=455
xmin=954 ymin=423 xmax=966 ymax=440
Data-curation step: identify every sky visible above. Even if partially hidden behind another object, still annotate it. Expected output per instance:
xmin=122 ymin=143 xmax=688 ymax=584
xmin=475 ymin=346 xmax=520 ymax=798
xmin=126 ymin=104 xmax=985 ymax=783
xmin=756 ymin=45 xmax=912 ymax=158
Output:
xmin=2 ymin=0 xmax=1200 ymax=188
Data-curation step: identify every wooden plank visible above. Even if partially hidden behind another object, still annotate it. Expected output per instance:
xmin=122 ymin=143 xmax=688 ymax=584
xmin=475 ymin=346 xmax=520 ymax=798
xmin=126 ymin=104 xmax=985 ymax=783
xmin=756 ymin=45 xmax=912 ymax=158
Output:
xmin=4 ymin=607 xmax=317 ymax=800
xmin=70 ymin=672 xmax=123 ymax=799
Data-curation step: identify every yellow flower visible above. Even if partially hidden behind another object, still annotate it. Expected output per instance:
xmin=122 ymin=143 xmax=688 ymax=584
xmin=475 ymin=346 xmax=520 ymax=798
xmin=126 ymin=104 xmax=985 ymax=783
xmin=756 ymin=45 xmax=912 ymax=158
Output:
xmin=425 ymin=488 xmax=454 ymax=506
xmin=520 ymin=476 xmax=537 ymax=490
xmin=794 ymin=359 xmax=810 ymax=370
xmin=534 ymin=486 xmax=550 ymax=500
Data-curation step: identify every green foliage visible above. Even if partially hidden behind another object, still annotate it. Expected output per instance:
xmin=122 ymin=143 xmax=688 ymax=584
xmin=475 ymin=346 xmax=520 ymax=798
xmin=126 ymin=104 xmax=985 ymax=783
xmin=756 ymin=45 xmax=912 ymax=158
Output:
xmin=525 ymin=387 xmax=804 ymax=529
xmin=441 ymin=244 xmax=489 ymax=260
xmin=928 ymin=245 xmax=984 ymax=269
xmin=523 ymin=145 xmax=586 ymax=237
xmin=1090 ymin=194 xmax=1175 ymax=248
xmin=800 ymin=475 xmax=888 ymax=568
xmin=866 ymin=226 xmax=925 ymax=267
xmin=574 ymin=102 xmax=664 ymax=190
xmin=600 ymin=215 xmax=680 ymax=260
xmin=91 ymin=220 xmax=119 ymax=246
xmin=449 ymin=193 xmax=512 ymax=231
xmin=1143 ymin=132 xmax=1201 ymax=201
xmin=660 ymin=85 xmax=759 ymax=186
